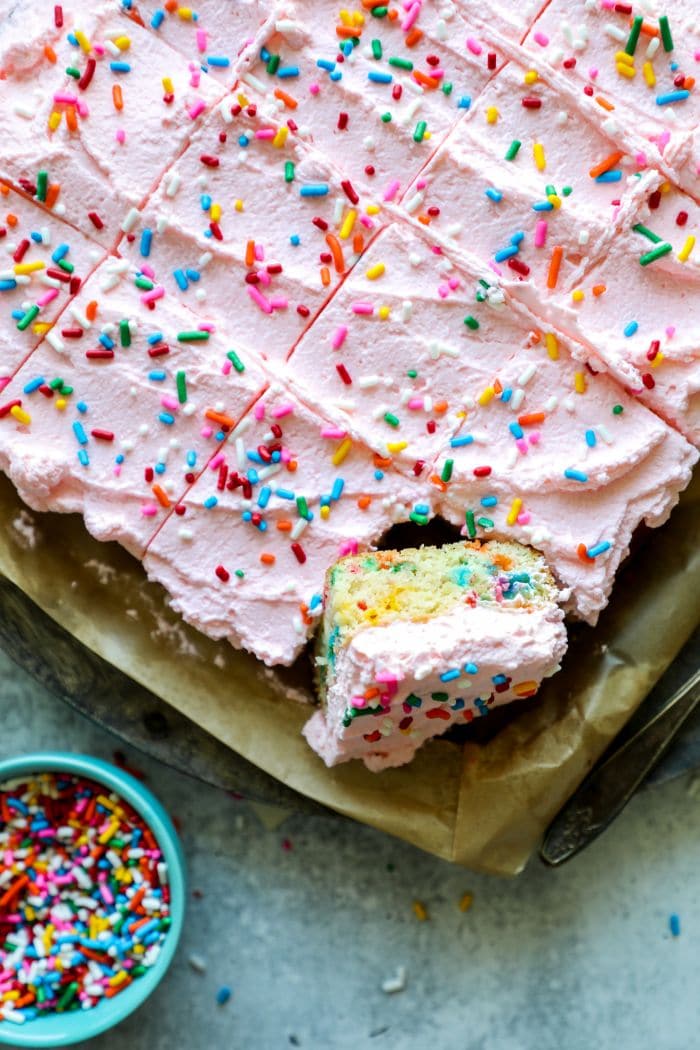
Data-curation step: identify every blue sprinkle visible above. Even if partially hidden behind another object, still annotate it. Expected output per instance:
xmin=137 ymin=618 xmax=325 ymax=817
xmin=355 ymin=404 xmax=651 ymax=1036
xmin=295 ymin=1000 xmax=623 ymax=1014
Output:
xmin=586 ymin=541 xmax=611 ymax=558
xmin=247 ymin=451 xmax=264 ymax=465
xmin=299 ymin=184 xmax=330 ymax=197
xmin=669 ymin=914 xmax=681 ymax=937
xmin=595 ymin=170 xmax=622 ymax=183
xmin=480 ymin=496 xmax=498 ymax=507
xmin=159 ymin=412 xmax=175 ymax=425
xmin=458 ymin=95 xmax=471 ymax=110
xmin=414 ymin=503 xmax=430 ymax=515
xmin=140 ymin=228 xmax=152 ymax=257
xmin=154 ymin=462 xmax=166 ymax=475
xmin=585 ymin=429 xmax=596 ymax=447
xmin=329 ymin=70 xmax=343 ymax=81
xmin=110 ymin=61 xmax=131 ymax=73
xmin=450 ymin=434 xmax=473 ymax=448
xmin=509 ymin=421 xmax=524 ymax=439
xmin=51 ymin=243 xmax=69 ymax=263
xmin=204 ymin=496 xmax=218 ymax=509
xmin=510 ymin=231 xmax=525 ymax=245
xmin=309 ymin=593 xmax=323 ymax=611
xmin=494 ymin=245 xmax=519 ymax=262
xmin=115 ymin=454 xmax=125 ymax=464
xmin=23 ymin=377 xmax=45 ymax=394
xmin=173 ymin=269 xmax=188 ymax=291
xmin=67 ymin=32 xmax=78 ymax=46
xmin=278 ymin=66 xmax=300 ymax=78
xmin=290 ymin=234 xmax=300 ymax=246
xmin=30 ymin=231 xmax=43 ymax=243
xmin=500 ymin=388 xmax=513 ymax=402
xmin=257 ymin=486 xmax=271 ymax=508
xmin=656 ymin=90 xmax=690 ymax=106
xmin=451 ymin=698 xmax=465 ymax=710
xmin=464 ymin=663 xmax=479 ymax=675
xmin=207 ymin=56 xmax=230 ymax=67
xmin=492 ymin=674 xmax=507 ymax=685
xmin=316 ymin=59 xmax=335 ymax=72
xmin=485 ymin=187 xmax=503 ymax=202
xmin=247 ymin=468 xmax=259 ymax=484
xmin=374 ymin=469 xmax=384 ymax=481
xmin=331 ymin=478 xmax=344 ymax=501
xmin=148 ymin=371 xmax=166 ymax=383
xmin=147 ymin=332 xmax=164 ymax=345
xmin=72 ymin=421 xmax=88 ymax=444
xmin=275 ymin=488 xmax=295 ymax=500
xmin=76 ymin=401 xmax=88 ymax=414
xmin=242 ymin=510 xmax=252 ymax=522
xmin=150 ymin=9 xmax=165 ymax=29
xmin=532 ymin=201 xmax=554 ymax=212
xmin=270 ymin=450 xmax=281 ymax=463
xmin=260 ymin=47 xmax=270 ymax=62
xmin=77 ymin=449 xmax=89 ymax=467
xmin=320 ymin=495 xmax=331 ymax=508
xmin=201 ymin=193 xmax=212 ymax=211
xmin=238 ymin=134 xmax=249 ymax=147
xmin=564 ymin=468 xmax=588 ymax=483
xmin=186 ymin=451 xmax=196 ymax=468
xmin=258 ymin=520 xmax=267 ymax=532
xmin=216 ymin=986 xmax=232 ymax=1006
xmin=623 ymin=320 xmax=638 ymax=337
xmin=440 ymin=668 xmax=461 ymax=683
xmin=0 ymin=279 xmax=17 ymax=291
xmin=186 ymin=269 xmax=200 ymax=282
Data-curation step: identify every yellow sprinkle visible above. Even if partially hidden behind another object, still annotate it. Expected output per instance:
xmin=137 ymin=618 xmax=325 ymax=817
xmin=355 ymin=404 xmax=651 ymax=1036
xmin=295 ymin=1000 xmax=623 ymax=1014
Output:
xmin=547 ymin=194 xmax=561 ymax=209
xmin=571 ymin=289 xmax=585 ymax=302
xmin=339 ymin=9 xmax=353 ymax=25
xmin=412 ymin=900 xmax=428 ymax=921
xmin=365 ymin=203 xmax=380 ymax=216
xmin=10 ymin=406 xmax=30 ymax=425
xmin=524 ymin=70 xmax=538 ymax=84
xmin=210 ymin=203 xmax=222 ymax=221
xmin=33 ymin=323 xmax=51 ymax=335
xmin=423 ymin=130 xmax=431 ymax=140
xmin=272 ymin=125 xmax=288 ymax=148
xmin=48 ymin=110 xmax=62 ymax=132
xmin=678 ymin=235 xmax=695 ymax=262
xmin=162 ymin=76 xmax=174 ymax=94
xmin=651 ymin=351 xmax=665 ymax=369
xmin=477 ymin=385 xmax=495 ymax=406
xmin=3 ymin=991 xmax=20 ymax=1002
xmin=660 ymin=181 xmax=671 ymax=195
xmin=514 ymin=680 xmax=538 ymax=696
xmin=14 ymin=261 xmax=45 ymax=275
xmin=506 ymin=497 xmax=522 ymax=526
xmin=236 ymin=91 xmax=249 ymax=107
xmin=485 ymin=105 xmax=499 ymax=124
xmin=533 ymin=142 xmax=546 ymax=171
xmin=339 ymin=209 xmax=357 ymax=240
xmin=74 ymin=29 xmax=91 ymax=52
xmin=177 ymin=6 xmax=194 ymax=20
xmin=378 ymin=305 xmax=391 ymax=320
xmin=574 ymin=371 xmax=587 ymax=394
xmin=43 ymin=925 xmax=54 ymax=951
xmin=545 ymin=332 xmax=559 ymax=360
xmin=109 ymin=970 xmax=129 ymax=988
xmin=459 ymin=893 xmax=474 ymax=913
xmin=615 ymin=50 xmax=635 ymax=66
xmin=133 ymin=944 xmax=145 ymax=956
xmin=113 ymin=35 xmax=131 ymax=50
xmin=320 ymin=504 xmax=330 ymax=520
xmin=234 ymin=199 xmax=244 ymax=212
xmin=387 ymin=440 xmax=407 ymax=453
xmin=55 ymin=398 xmax=67 ymax=411
xmin=332 ymin=438 xmax=352 ymax=466
xmin=642 ymin=61 xmax=656 ymax=87
xmin=25 ymin=906 xmax=36 ymax=923
xmin=98 ymin=820 xmax=119 ymax=845
xmin=616 ymin=63 xmax=636 ymax=79
xmin=366 ymin=262 xmax=385 ymax=280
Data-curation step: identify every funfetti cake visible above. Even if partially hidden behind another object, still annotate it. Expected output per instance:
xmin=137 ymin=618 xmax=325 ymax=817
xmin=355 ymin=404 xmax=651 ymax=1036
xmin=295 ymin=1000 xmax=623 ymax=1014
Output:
xmin=0 ymin=2 xmax=697 ymax=771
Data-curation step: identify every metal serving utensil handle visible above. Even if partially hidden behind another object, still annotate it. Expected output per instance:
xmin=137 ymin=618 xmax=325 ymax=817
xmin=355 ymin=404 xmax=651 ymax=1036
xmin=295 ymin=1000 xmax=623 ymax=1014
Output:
xmin=541 ymin=667 xmax=700 ymax=866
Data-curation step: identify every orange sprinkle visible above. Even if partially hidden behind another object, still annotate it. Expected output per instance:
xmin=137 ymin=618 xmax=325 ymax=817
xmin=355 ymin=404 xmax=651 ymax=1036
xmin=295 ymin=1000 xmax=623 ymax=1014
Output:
xmin=276 ymin=520 xmax=292 ymax=532
xmin=85 ymin=300 xmax=98 ymax=322
xmin=588 ymin=150 xmax=624 ymax=179
xmin=636 ymin=18 xmax=659 ymax=37
xmin=405 ymin=26 xmax=423 ymax=47
xmin=336 ymin=25 xmax=359 ymax=39
xmin=417 ymin=213 xmax=431 ymax=225
xmin=152 ymin=484 xmax=170 ymax=508
xmin=260 ymin=552 xmax=276 ymax=565
xmin=592 ymin=284 xmax=607 ymax=297
xmin=6 ymin=212 xmax=18 ymax=227
xmin=684 ymin=76 xmax=695 ymax=90
xmin=357 ymin=495 xmax=371 ymax=510
xmin=373 ymin=453 xmax=392 ymax=469
xmin=595 ymin=96 xmax=615 ymax=112
xmin=413 ymin=70 xmax=439 ymax=89
xmin=325 ymin=233 xmax=345 ymax=274
xmin=493 ymin=378 xmax=503 ymax=395
xmin=518 ymin=412 xmax=545 ymax=426
xmin=430 ymin=474 xmax=448 ymax=493
xmin=274 ymin=87 xmax=298 ymax=109
xmin=577 ymin=543 xmax=594 ymax=563
xmin=112 ymin=84 xmax=123 ymax=110
xmin=320 ymin=265 xmax=331 ymax=287
xmin=547 ymin=245 xmax=563 ymax=289
xmin=364 ymin=686 xmax=381 ymax=699
xmin=45 ymin=183 xmax=60 ymax=208
xmin=245 ymin=239 xmax=255 ymax=267
xmin=433 ymin=399 xmax=448 ymax=414
xmin=204 ymin=409 xmax=235 ymax=428
xmin=44 ymin=44 xmax=57 ymax=63
xmin=286 ymin=458 xmax=298 ymax=472
xmin=165 ymin=0 xmax=177 ymax=11
xmin=387 ymin=6 xmax=398 ymax=19
xmin=529 ymin=329 xmax=542 ymax=345
xmin=66 ymin=106 xmax=78 ymax=132
xmin=352 ymin=232 xmax=365 ymax=254
xmin=105 ymin=978 xmax=132 ymax=999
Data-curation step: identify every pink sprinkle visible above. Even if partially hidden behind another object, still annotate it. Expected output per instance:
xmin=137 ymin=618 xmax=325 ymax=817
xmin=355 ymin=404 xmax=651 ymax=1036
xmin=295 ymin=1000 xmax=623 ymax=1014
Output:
xmin=189 ymin=69 xmax=201 ymax=89
xmin=141 ymin=285 xmax=165 ymax=304
xmin=338 ymin=538 xmax=359 ymax=556
xmin=196 ymin=28 xmax=207 ymax=52
xmin=589 ymin=67 xmax=599 ymax=80
xmin=666 ymin=326 xmax=676 ymax=338
xmin=255 ymin=128 xmax=275 ymax=140
xmin=200 ymin=425 xmax=214 ymax=438
xmin=161 ymin=395 xmax=178 ymax=411
xmin=271 ymin=402 xmax=295 ymax=419
xmin=517 ymin=511 xmax=532 ymax=525
xmin=222 ymin=360 xmax=232 ymax=375
xmin=209 ymin=453 xmax=225 ymax=470
xmin=351 ymin=301 xmax=374 ymax=315
xmin=437 ymin=283 xmax=449 ymax=298
xmin=257 ymin=269 xmax=271 ymax=287
xmin=254 ymin=243 xmax=265 ymax=261
xmin=99 ymin=884 xmax=114 ymax=905
xmin=188 ymin=98 xmax=206 ymax=119
xmin=534 ymin=220 xmax=548 ymax=247
xmin=401 ymin=1 xmax=421 ymax=33
xmin=466 ymin=37 xmax=483 ymax=56
xmin=254 ymin=401 xmax=266 ymax=420
xmin=141 ymin=504 xmax=158 ymax=517
xmin=350 ymin=696 xmax=367 ymax=709
xmin=53 ymin=92 xmax=78 ymax=105
xmin=635 ymin=151 xmax=647 ymax=167
xmin=488 ymin=260 xmax=503 ymax=276
xmin=247 ymin=285 xmax=273 ymax=313
xmin=383 ymin=179 xmax=401 ymax=202
xmin=359 ymin=214 xmax=374 ymax=230
xmin=533 ymin=31 xmax=549 ymax=46
xmin=309 ymin=82 xmax=320 ymax=95
xmin=115 ymin=128 xmax=126 ymax=144
xmin=529 ymin=432 xmax=541 ymax=445
xmin=75 ymin=99 xmax=89 ymax=118
xmin=515 ymin=438 xmax=528 ymax=455
xmin=407 ymin=397 xmax=424 ymax=410
xmin=140 ymin=263 xmax=156 ymax=280
xmin=321 ymin=427 xmax=347 ymax=439
xmin=269 ymin=296 xmax=288 ymax=310
xmin=331 ymin=324 xmax=348 ymax=349
xmin=0 ymin=377 xmax=10 ymax=393
xmin=448 ymin=276 xmax=460 ymax=290
xmin=416 ymin=178 xmax=428 ymax=190
xmin=37 ymin=288 xmax=59 ymax=307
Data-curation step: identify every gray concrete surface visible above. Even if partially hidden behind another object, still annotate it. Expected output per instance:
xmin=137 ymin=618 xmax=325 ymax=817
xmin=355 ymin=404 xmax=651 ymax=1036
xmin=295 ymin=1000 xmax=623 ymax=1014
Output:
xmin=1 ymin=645 xmax=699 ymax=1050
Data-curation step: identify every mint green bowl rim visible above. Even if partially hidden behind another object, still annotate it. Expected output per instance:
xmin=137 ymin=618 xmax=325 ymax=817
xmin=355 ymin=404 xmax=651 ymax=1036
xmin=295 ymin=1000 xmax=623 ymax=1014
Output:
xmin=0 ymin=752 xmax=186 ymax=1047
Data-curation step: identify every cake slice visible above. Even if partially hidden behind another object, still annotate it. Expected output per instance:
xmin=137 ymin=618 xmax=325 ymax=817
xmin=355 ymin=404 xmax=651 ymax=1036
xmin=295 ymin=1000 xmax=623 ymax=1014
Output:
xmin=303 ymin=540 xmax=567 ymax=771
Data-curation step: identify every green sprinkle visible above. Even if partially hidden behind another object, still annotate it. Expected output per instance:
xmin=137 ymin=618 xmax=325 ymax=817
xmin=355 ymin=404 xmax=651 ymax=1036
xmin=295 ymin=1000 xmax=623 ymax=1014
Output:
xmin=65 ymin=66 xmax=80 ymax=79
xmin=633 ymin=223 xmax=662 ymax=243
xmin=134 ymin=276 xmax=154 ymax=290
xmin=612 ymin=404 xmax=624 ymax=415
xmin=49 ymin=377 xmax=64 ymax=390
xmin=431 ymin=692 xmax=449 ymax=702
xmin=475 ymin=290 xmax=486 ymax=302
xmin=60 ymin=385 xmax=73 ymax=396
xmin=545 ymin=183 xmax=556 ymax=198
xmin=639 ymin=242 xmax=673 ymax=266
xmin=381 ymin=111 xmax=392 ymax=123
xmin=407 ymin=368 xmax=418 ymax=378
xmin=625 ymin=15 xmax=643 ymax=56
xmin=371 ymin=5 xmax=388 ymax=16
xmin=384 ymin=412 xmax=400 ymax=427
xmin=284 ymin=160 xmax=295 ymax=183
xmin=562 ymin=186 xmax=573 ymax=197
xmin=441 ymin=81 xmax=453 ymax=96
xmin=478 ymin=278 xmax=490 ymax=289
xmin=119 ymin=319 xmax=131 ymax=347
xmin=227 ymin=349 xmax=245 ymax=373
xmin=463 ymin=315 xmax=480 ymax=330
xmin=176 ymin=370 xmax=187 ymax=403
xmin=57 ymin=258 xmax=74 ymax=274
xmin=36 ymin=170 xmax=48 ymax=203
xmin=441 ymin=458 xmax=453 ymax=483
xmin=266 ymin=53 xmax=280 ymax=75
xmin=465 ymin=509 xmax=476 ymax=540
xmin=177 ymin=330 xmax=209 ymax=342
xmin=477 ymin=517 xmax=494 ymax=529
xmin=235 ymin=568 xmax=245 ymax=578
xmin=413 ymin=120 xmax=427 ymax=143
xmin=296 ymin=495 xmax=310 ymax=519
xmin=17 ymin=305 xmax=39 ymax=331
xmin=505 ymin=139 xmax=521 ymax=161
xmin=409 ymin=511 xmax=429 ymax=525
xmin=389 ymin=56 xmax=413 ymax=70
xmin=57 ymin=982 xmax=79 ymax=1012
xmin=659 ymin=14 xmax=673 ymax=52
xmin=371 ymin=39 xmax=382 ymax=59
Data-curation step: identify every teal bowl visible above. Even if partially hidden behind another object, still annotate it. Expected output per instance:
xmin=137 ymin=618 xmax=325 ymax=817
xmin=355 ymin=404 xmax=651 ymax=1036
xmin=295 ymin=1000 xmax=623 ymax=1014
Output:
xmin=0 ymin=752 xmax=186 ymax=1047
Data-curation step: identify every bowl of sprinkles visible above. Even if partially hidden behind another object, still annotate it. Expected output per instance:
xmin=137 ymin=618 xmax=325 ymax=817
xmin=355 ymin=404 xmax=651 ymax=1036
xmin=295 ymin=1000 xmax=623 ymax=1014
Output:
xmin=0 ymin=752 xmax=186 ymax=1046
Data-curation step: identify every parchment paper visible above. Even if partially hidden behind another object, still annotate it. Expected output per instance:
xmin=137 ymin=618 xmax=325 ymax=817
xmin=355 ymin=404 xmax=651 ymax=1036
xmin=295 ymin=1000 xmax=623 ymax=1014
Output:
xmin=0 ymin=470 xmax=697 ymax=875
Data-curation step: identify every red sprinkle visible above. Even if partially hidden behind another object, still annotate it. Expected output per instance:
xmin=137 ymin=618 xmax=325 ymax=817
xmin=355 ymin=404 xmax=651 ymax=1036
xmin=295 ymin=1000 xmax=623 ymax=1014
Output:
xmin=90 ymin=429 xmax=114 ymax=441
xmin=54 ymin=5 xmax=63 ymax=27
xmin=641 ymin=372 xmax=655 ymax=389
xmin=473 ymin=465 xmax=492 ymax=477
xmin=291 ymin=542 xmax=306 ymax=564
xmin=200 ymin=154 xmax=220 ymax=167
xmin=78 ymin=57 xmax=96 ymax=92
xmin=215 ymin=565 xmax=230 ymax=582
xmin=521 ymin=96 xmax=542 ymax=109
xmin=337 ymin=111 xmax=348 ymax=130
xmin=87 ymin=211 xmax=104 ymax=230
xmin=335 ymin=363 xmax=352 ymax=385
xmin=341 ymin=179 xmax=359 ymax=205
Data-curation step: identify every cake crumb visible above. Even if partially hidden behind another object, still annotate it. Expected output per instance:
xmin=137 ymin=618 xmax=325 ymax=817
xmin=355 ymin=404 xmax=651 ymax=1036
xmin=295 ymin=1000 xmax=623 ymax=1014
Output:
xmin=381 ymin=966 xmax=407 ymax=994
xmin=10 ymin=510 xmax=38 ymax=550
